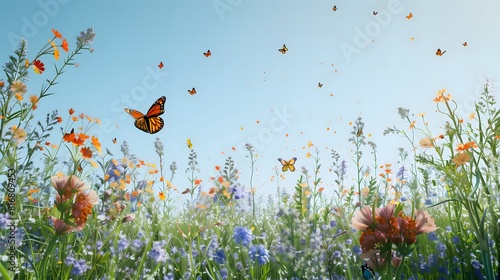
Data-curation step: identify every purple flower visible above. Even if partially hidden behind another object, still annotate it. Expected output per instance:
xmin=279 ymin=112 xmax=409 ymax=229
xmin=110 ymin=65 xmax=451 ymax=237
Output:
xmin=339 ymin=160 xmax=347 ymax=178
xmin=233 ymin=226 xmax=254 ymax=247
xmin=71 ymin=259 xmax=90 ymax=276
xmin=148 ymin=241 xmax=168 ymax=263
xmin=219 ymin=267 xmax=228 ymax=279
xmin=117 ymin=237 xmax=129 ymax=252
xmin=396 ymin=166 xmax=407 ymax=180
xmin=249 ymin=244 xmax=269 ymax=265
xmin=0 ymin=213 xmax=11 ymax=229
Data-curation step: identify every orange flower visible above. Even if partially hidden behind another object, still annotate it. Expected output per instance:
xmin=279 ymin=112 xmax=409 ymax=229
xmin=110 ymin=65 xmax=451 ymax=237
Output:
xmin=29 ymin=95 xmax=39 ymax=110
xmin=194 ymin=179 xmax=202 ymax=185
xmin=10 ymin=126 xmax=27 ymax=144
xmin=318 ymin=187 xmax=324 ymax=193
xmin=91 ymin=136 xmax=101 ymax=153
xmin=57 ymin=116 xmax=63 ymax=123
xmin=51 ymin=175 xmax=89 ymax=205
xmin=62 ymin=38 xmax=69 ymax=52
xmin=452 ymin=152 xmax=470 ymax=166
xmin=72 ymin=190 xmax=98 ymax=230
xmin=69 ymin=108 xmax=75 ymax=115
xmin=159 ymin=192 xmax=166 ymax=201
xmin=409 ymin=120 xmax=416 ymax=129
xmin=52 ymin=28 xmax=63 ymax=38
xmin=433 ymin=89 xmax=452 ymax=103
xmin=80 ymin=147 xmax=92 ymax=159
xmin=215 ymin=165 xmax=221 ymax=171
xmin=456 ymin=141 xmax=477 ymax=152
xmin=32 ymin=60 xmax=45 ymax=74
xmin=419 ymin=137 xmax=434 ymax=148
xmin=0 ymin=81 xmax=4 ymax=87
xmin=217 ymin=176 xmax=224 ymax=184
xmin=79 ymin=113 xmax=85 ymax=119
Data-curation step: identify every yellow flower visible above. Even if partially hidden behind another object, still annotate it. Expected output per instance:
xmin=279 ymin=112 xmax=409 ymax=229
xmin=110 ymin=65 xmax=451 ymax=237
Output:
xmin=409 ymin=120 xmax=416 ymax=130
xmin=307 ymin=141 xmax=314 ymax=148
xmin=29 ymin=95 xmax=39 ymax=110
xmin=305 ymin=152 xmax=311 ymax=158
xmin=159 ymin=192 xmax=166 ymax=201
xmin=433 ymin=89 xmax=452 ymax=103
xmin=469 ymin=112 xmax=476 ymax=120
xmin=91 ymin=136 xmax=101 ymax=153
xmin=10 ymin=81 xmax=27 ymax=95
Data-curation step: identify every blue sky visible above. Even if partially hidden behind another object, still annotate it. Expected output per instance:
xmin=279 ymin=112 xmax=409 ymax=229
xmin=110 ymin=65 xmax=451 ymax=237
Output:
xmin=2 ymin=1 xmax=500 ymax=200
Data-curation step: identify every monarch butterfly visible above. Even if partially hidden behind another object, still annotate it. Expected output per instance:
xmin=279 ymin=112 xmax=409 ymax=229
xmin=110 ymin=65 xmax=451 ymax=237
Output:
xmin=406 ymin=12 xmax=413 ymax=19
xmin=278 ymin=44 xmax=288 ymax=54
xmin=318 ymin=82 xmax=323 ymax=88
xmin=373 ymin=11 xmax=378 ymax=15
xmin=332 ymin=5 xmax=338 ymax=11
xmin=124 ymin=96 xmax=166 ymax=134
xmin=203 ymin=50 xmax=211 ymax=57
xmin=188 ymin=87 xmax=196 ymax=95
xmin=278 ymin=157 xmax=297 ymax=172
xmin=436 ymin=48 xmax=446 ymax=56
xmin=158 ymin=62 xmax=164 ymax=69
xmin=361 ymin=261 xmax=375 ymax=279
xmin=462 ymin=42 xmax=468 ymax=47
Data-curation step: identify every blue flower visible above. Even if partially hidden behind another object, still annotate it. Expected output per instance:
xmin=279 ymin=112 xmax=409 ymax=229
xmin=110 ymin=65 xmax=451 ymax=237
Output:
xmin=70 ymin=259 xmax=90 ymax=276
xmin=424 ymin=198 xmax=433 ymax=206
xmin=427 ymin=231 xmax=439 ymax=241
xmin=148 ymin=241 xmax=168 ymax=263
xmin=249 ymin=244 xmax=270 ymax=265
xmin=214 ymin=249 xmax=226 ymax=264
xmin=0 ymin=213 xmax=11 ymax=229
xmin=352 ymin=245 xmax=362 ymax=255
xmin=117 ymin=237 xmax=130 ymax=252
xmin=219 ymin=267 xmax=228 ymax=279
xmin=233 ymin=226 xmax=254 ymax=247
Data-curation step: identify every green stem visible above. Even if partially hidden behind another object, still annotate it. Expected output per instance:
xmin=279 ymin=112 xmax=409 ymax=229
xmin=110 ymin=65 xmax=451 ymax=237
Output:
xmin=39 ymin=234 xmax=60 ymax=278
xmin=0 ymin=262 xmax=12 ymax=280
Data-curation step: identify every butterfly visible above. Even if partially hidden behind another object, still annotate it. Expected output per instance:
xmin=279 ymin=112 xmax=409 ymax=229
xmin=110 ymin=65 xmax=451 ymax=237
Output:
xmin=361 ymin=261 xmax=375 ymax=279
xmin=318 ymin=82 xmax=323 ymax=88
xmin=181 ymin=188 xmax=190 ymax=194
xmin=188 ymin=87 xmax=196 ymax=95
xmin=406 ymin=12 xmax=413 ymax=19
xmin=112 ymin=138 xmax=117 ymax=144
xmin=332 ymin=5 xmax=338 ymax=11
xmin=463 ymin=42 xmax=468 ymax=47
xmin=124 ymin=96 xmax=166 ymax=134
xmin=356 ymin=128 xmax=363 ymax=137
xmin=187 ymin=138 xmax=193 ymax=149
xmin=158 ymin=62 xmax=164 ymax=69
xmin=373 ymin=11 xmax=378 ymax=15
xmin=436 ymin=48 xmax=446 ymax=56
xmin=278 ymin=44 xmax=288 ymax=54
xmin=203 ymin=50 xmax=211 ymax=57
xmin=278 ymin=157 xmax=297 ymax=172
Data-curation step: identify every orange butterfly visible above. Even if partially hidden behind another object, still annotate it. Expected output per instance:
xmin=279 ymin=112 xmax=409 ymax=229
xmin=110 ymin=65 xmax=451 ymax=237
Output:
xmin=124 ymin=96 xmax=166 ymax=134
xmin=203 ymin=50 xmax=211 ymax=57
xmin=318 ymin=82 xmax=323 ymax=88
xmin=278 ymin=44 xmax=288 ymax=54
xmin=278 ymin=157 xmax=297 ymax=172
xmin=406 ymin=13 xmax=413 ymax=20
xmin=158 ymin=62 xmax=164 ymax=69
xmin=188 ymin=87 xmax=196 ymax=95
xmin=462 ymin=42 xmax=468 ymax=47
xmin=181 ymin=188 xmax=190 ymax=194
xmin=436 ymin=48 xmax=446 ymax=56
xmin=112 ymin=138 xmax=117 ymax=144
xmin=332 ymin=5 xmax=338 ymax=11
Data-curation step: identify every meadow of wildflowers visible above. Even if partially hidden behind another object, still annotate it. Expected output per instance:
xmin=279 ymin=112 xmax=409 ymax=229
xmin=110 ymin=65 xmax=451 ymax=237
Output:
xmin=0 ymin=28 xmax=499 ymax=280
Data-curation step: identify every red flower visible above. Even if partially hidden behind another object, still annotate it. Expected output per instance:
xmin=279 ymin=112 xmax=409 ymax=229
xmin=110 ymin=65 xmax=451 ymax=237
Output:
xmin=33 ymin=60 xmax=45 ymax=74
xmin=62 ymin=38 xmax=69 ymax=52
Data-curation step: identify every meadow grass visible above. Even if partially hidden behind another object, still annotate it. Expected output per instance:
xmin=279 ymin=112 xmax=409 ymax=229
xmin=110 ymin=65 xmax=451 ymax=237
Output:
xmin=0 ymin=28 xmax=499 ymax=280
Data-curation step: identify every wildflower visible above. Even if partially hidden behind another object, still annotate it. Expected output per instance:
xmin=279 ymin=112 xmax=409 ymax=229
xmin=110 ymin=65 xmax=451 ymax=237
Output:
xmin=52 ymin=28 xmax=62 ymax=38
xmin=51 ymin=175 xmax=89 ymax=204
xmin=50 ymin=216 xmax=75 ymax=235
xmin=452 ymin=152 xmax=471 ymax=166
xmin=306 ymin=152 xmax=311 ymax=158
xmin=154 ymin=137 xmax=164 ymax=156
xmin=414 ymin=209 xmax=437 ymax=234
xmin=72 ymin=190 xmax=98 ymax=229
xmin=214 ymin=249 xmax=227 ymax=264
xmin=433 ymin=89 xmax=452 ymax=102
xmin=215 ymin=165 xmax=221 ymax=171
xmin=78 ymin=28 xmax=96 ymax=45
xmin=10 ymin=81 xmax=27 ymax=95
xmin=32 ymin=60 xmax=45 ymax=74
xmin=159 ymin=192 xmax=166 ymax=201
xmin=419 ymin=138 xmax=434 ymax=148
xmin=148 ymin=241 xmax=168 ymax=263
xmin=194 ymin=179 xmax=202 ymax=185
xmin=10 ymin=126 xmax=27 ymax=144
xmin=69 ymin=108 xmax=75 ymax=115
xmin=351 ymin=206 xmax=375 ymax=231
xmin=62 ymin=38 xmax=69 ymax=52
xmin=29 ymin=95 xmax=39 ymax=110
xmin=70 ymin=259 xmax=90 ymax=276
xmin=80 ymin=147 xmax=92 ymax=159
xmin=51 ymin=41 xmax=60 ymax=60
xmin=91 ymin=136 xmax=101 ymax=153
xmin=0 ymin=81 xmax=4 ymax=87
xmin=249 ymin=244 xmax=270 ymax=265
xmin=233 ymin=226 xmax=254 ymax=246
xmin=307 ymin=141 xmax=314 ymax=147
xmin=409 ymin=120 xmax=416 ymax=129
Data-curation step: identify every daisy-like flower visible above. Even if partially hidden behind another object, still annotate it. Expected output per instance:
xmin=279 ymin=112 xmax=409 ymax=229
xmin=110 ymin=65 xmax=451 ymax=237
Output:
xmin=51 ymin=40 xmax=60 ymax=60
xmin=91 ymin=136 xmax=101 ymax=153
xmin=32 ymin=60 xmax=45 ymax=74
xmin=351 ymin=205 xmax=375 ymax=231
xmin=10 ymin=81 xmax=27 ymax=95
xmin=419 ymin=137 xmax=434 ymax=148
xmin=159 ymin=192 xmax=166 ymax=201
xmin=51 ymin=175 xmax=89 ymax=204
xmin=414 ymin=209 xmax=437 ymax=234
xmin=69 ymin=108 xmax=75 ymax=115
xmin=52 ymin=28 xmax=62 ymax=38
xmin=433 ymin=89 xmax=452 ymax=103
xmin=452 ymin=152 xmax=471 ymax=166
xmin=80 ymin=147 xmax=92 ymax=159
xmin=10 ymin=126 xmax=27 ymax=144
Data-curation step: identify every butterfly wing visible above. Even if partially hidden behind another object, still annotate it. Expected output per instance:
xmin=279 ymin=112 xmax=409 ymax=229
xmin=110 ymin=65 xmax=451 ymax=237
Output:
xmin=361 ymin=263 xmax=375 ymax=279
xmin=144 ymin=116 xmax=164 ymax=134
xmin=145 ymin=96 xmax=166 ymax=118
xmin=124 ymin=108 xmax=145 ymax=119
xmin=288 ymin=157 xmax=297 ymax=172
xmin=125 ymin=96 xmax=165 ymax=134
xmin=278 ymin=158 xmax=288 ymax=172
